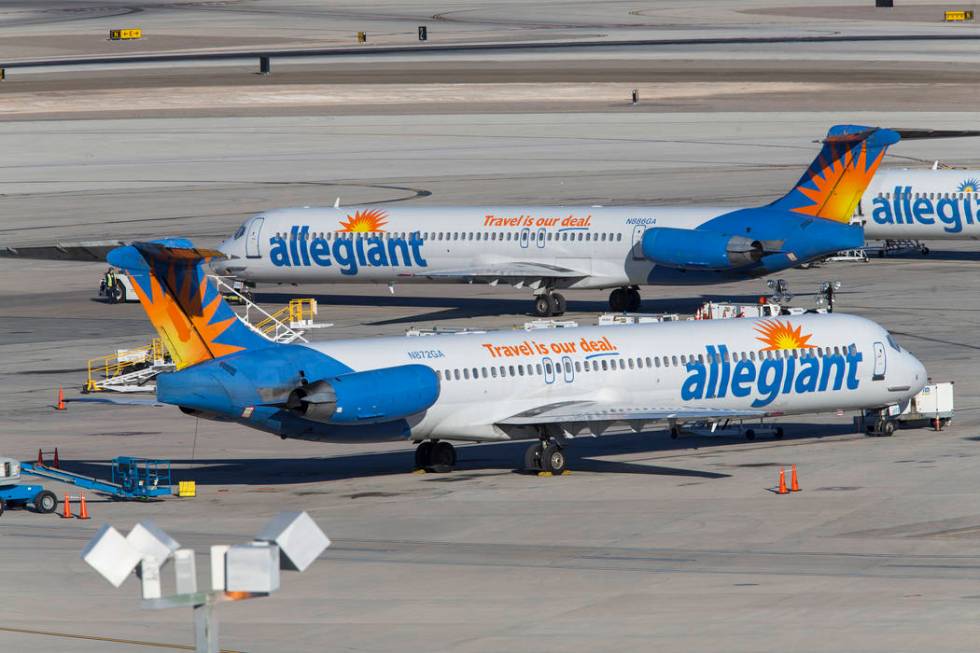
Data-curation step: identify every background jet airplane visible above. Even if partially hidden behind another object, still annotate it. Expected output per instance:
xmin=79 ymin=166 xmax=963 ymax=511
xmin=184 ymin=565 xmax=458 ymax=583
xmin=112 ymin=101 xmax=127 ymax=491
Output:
xmin=856 ymin=168 xmax=980 ymax=247
xmin=213 ymin=124 xmax=899 ymax=316
xmin=101 ymin=238 xmax=927 ymax=473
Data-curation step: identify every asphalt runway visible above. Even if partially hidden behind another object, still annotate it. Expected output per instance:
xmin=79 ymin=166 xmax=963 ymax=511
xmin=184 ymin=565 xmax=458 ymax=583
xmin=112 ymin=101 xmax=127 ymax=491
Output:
xmin=3 ymin=2 xmax=980 ymax=652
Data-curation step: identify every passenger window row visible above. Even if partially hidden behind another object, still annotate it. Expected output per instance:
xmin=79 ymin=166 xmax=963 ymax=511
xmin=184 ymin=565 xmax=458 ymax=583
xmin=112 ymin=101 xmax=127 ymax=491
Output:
xmin=436 ymin=345 xmax=857 ymax=382
xmin=877 ymin=191 xmax=975 ymax=200
xmin=274 ymin=231 xmax=625 ymax=243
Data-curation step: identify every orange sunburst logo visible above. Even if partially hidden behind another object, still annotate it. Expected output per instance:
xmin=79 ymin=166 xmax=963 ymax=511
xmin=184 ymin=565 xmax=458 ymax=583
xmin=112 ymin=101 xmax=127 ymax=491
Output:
xmin=755 ymin=319 xmax=816 ymax=351
xmin=338 ymin=209 xmax=388 ymax=233
xmin=792 ymin=141 xmax=886 ymax=223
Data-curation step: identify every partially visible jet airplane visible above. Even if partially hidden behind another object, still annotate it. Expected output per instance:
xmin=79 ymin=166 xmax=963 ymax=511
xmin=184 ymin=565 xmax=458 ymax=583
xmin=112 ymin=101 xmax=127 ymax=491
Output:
xmin=856 ymin=168 xmax=980 ymax=249
xmin=213 ymin=125 xmax=899 ymax=316
xmin=102 ymin=238 xmax=927 ymax=473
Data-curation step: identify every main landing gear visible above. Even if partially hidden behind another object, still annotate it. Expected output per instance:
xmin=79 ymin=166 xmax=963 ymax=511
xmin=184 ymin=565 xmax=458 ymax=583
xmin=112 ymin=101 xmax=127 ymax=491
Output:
xmin=415 ymin=440 xmax=456 ymax=471
xmin=533 ymin=291 xmax=567 ymax=317
xmin=524 ymin=438 xmax=567 ymax=475
xmin=608 ymin=286 xmax=641 ymax=312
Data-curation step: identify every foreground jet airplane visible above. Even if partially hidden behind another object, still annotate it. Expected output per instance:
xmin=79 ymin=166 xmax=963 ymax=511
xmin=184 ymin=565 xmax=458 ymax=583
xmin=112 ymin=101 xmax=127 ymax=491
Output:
xmin=214 ymin=125 xmax=899 ymax=316
xmin=856 ymin=168 xmax=980 ymax=248
xmin=105 ymin=239 xmax=926 ymax=472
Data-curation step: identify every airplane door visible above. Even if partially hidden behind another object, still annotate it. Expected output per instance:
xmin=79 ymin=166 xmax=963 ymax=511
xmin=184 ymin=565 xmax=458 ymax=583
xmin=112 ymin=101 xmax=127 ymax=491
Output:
xmin=872 ymin=342 xmax=886 ymax=380
xmin=245 ymin=217 xmax=264 ymax=258
xmin=520 ymin=227 xmax=530 ymax=248
xmin=631 ymin=225 xmax=646 ymax=260
xmin=536 ymin=228 xmax=546 ymax=248
xmin=561 ymin=355 xmax=574 ymax=383
xmin=543 ymin=357 xmax=555 ymax=384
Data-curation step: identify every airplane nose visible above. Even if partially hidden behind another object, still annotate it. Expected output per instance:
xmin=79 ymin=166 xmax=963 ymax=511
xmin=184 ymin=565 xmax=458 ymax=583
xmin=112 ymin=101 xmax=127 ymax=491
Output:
xmin=909 ymin=354 xmax=928 ymax=393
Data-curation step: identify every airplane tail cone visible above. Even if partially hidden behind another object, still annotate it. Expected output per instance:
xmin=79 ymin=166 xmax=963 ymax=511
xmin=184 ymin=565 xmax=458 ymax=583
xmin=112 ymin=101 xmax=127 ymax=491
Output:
xmin=61 ymin=494 xmax=72 ymax=519
xmin=777 ymin=469 xmax=788 ymax=495
xmin=78 ymin=494 xmax=90 ymax=520
xmin=790 ymin=465 xmax=801 ymax=492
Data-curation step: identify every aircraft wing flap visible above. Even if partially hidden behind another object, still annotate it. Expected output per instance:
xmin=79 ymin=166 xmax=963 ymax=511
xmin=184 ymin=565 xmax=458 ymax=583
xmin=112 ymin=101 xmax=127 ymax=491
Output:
xmin=497 ymin=401 xmax=766 ymax=426
xmin=404 ymin=262 xmax=588 ymax=280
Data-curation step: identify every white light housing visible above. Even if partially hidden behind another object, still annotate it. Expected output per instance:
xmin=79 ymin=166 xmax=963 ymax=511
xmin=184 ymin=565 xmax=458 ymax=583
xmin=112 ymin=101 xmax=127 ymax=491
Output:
xmin=255 ymin=511 xmax=330 ymax=572
xmin=81 ymin=525 xmax=142 ymax=588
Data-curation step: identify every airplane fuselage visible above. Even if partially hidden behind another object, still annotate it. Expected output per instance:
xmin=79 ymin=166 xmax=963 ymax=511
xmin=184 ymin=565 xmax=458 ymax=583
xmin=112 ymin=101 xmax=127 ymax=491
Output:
xmin=858 ymin=169 xmax=980 ymax=240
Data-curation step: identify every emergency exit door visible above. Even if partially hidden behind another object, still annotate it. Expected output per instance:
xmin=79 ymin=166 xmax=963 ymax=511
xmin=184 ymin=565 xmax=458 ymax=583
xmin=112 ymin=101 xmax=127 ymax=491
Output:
xmin=245 ymin=217 xmax=264 ymax=258
xmin=872 ymin=341 xmax=886 ymax=380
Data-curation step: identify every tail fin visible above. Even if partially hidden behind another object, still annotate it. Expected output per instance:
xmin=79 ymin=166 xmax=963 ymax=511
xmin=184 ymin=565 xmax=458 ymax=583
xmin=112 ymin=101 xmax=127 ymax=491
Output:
xmin=769 ymin=124 xmax=901 ymax=223
xmin=107 ymin=239 xmax=270 ymax=370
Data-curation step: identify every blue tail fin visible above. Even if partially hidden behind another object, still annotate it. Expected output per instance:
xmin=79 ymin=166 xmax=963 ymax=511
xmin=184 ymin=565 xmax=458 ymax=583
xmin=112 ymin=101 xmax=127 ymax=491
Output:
xmin=769 ymin=124 xmax=901 ymax=223
xmin=107 ymin=239 xmax=270 ymax=370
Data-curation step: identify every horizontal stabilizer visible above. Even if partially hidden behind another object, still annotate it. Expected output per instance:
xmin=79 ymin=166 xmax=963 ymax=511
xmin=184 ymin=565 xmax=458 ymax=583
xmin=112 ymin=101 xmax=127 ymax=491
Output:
xmin=0 ymin=241 xmax=126 ymax=262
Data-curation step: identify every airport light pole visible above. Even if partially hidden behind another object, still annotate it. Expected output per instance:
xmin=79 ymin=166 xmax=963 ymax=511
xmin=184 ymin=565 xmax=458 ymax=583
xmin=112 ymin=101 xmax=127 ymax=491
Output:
xmin=81 ymin=512 xmax=330 ymax=653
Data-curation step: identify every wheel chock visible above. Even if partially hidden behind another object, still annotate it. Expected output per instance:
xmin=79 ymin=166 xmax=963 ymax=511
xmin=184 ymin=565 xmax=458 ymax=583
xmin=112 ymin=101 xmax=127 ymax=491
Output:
xmin=561 ymin=470 xmax=572 ymax=476
xmin=412 ymin=468 xmax=427 ymax=474
xmin=537 ymin=471 xmax=553 ymax=478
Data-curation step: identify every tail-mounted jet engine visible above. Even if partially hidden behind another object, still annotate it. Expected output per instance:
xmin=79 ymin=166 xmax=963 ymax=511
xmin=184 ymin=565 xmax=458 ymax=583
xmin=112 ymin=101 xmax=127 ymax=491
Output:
xmin=642 ymin=227 xmax=767 ymax=270
xmin=286 ymin=364 xmax=439 ymax=425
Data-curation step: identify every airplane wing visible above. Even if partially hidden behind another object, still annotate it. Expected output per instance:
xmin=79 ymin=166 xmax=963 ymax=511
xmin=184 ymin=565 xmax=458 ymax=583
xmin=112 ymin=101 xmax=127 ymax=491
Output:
xmin=403 ymin=261 xmax=588 ymax=282
xmin=0 ymin=241 xmax=127 ymax=262
xmin=497 ymin=400 xmax=767 ymax=426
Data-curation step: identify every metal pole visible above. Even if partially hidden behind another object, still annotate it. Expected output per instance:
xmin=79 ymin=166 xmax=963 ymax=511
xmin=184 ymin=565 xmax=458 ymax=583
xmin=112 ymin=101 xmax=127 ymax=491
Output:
xmin=194 ymin=598 xmax=218 ymax=653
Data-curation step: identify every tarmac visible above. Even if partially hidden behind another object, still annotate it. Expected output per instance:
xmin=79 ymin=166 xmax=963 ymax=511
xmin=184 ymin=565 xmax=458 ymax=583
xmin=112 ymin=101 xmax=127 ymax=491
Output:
xmin=2 ymin=2 xmax=980 ymax=652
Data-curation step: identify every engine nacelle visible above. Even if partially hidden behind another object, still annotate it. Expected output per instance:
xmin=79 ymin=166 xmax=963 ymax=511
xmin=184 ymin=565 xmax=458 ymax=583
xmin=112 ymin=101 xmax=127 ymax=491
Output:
xmin=642 ymin=227 xmax=764 ymax=270
xmin=286 ymin=364 xmax=439 ymax=425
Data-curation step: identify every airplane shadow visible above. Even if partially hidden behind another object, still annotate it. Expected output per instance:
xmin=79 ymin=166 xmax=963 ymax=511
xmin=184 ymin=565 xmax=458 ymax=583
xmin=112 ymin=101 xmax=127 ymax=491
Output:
xmin=58 ymin=422 xmax=859 ymax=487
xmin=252 ymin=291 xmax=810 ymax=324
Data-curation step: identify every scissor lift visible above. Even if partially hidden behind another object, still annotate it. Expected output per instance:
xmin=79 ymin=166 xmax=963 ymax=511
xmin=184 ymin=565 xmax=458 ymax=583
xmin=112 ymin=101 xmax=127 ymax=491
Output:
xmin=20 ymin=456 xmax=173 ymax=500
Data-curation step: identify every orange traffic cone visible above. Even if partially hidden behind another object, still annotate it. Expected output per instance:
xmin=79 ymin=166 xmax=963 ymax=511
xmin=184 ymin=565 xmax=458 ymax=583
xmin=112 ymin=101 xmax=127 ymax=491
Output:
xmin=36 ymin=448 xmax=43 ymax=466
xmin=790 ymin=465 xmax=801 ymax=492
xmin=777 ymin=469 xmax=788 ymax=495
xmin=52 ymin=448 xmax=60 ymax=469
xmin=61 ymin=494 xmax=72 ymax=519
xmin=55 ymin=387 xmax=66 ymax=411
xmin=78 ymin=494 xmax=90 ymax=520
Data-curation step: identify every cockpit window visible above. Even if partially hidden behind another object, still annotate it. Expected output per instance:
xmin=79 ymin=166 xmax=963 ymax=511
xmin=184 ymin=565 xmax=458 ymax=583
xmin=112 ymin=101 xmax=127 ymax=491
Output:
xmin=886 ymin=333 xmax=902 ymax=352
xmin=233 ymin=224 xmax=247 ymax=240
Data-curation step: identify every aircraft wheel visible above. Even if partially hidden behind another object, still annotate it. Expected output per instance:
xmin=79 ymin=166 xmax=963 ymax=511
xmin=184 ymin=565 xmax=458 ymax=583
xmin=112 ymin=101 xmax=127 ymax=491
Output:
xmin=745 ymin=428 xmax=756 ymax=440
xmin=669 ymin=426 xmax=679 ymax=439
xmin=33 ymin=490 xmax=57 ymax=514
xmin=414 ymin=441 xmax=433 ymax=469
xmin=626 ymin=288 xmax=641 ymax=312
xmin=921 ymin=247 xmax=930 ymax=256
xmin=430 ymin=441 xmax=456 ymax=468
xmin=609 ymin=288 xmax=628 ymax=312
xmin=553 ymin=293 xmax=567 ymax=316
xmin=541 ymin=442 xmax=566 ymax=475
xmin=880 ymin=420 xmax=896 ymax=437
xmin=773 ymin=426 xmax=784 ymax=440
xmin=534 ymin=295 xmax=555 ymax=317
xmin=524 ymin=442 xmax=543 ymax=471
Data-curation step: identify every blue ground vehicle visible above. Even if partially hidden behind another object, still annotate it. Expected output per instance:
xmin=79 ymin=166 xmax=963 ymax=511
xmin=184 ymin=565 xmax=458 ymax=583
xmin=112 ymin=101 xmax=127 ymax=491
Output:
xmin=0 ymin=457 xmax=58 ymax=515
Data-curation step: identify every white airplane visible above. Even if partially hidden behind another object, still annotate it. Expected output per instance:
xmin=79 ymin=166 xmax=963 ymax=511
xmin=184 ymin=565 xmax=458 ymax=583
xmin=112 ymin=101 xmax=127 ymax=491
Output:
xmin=98 ymin=239 xmax=928 ymax=473
xmin=213 ymin=125 xmax=899 ymax=316
xmin=856 ymin=168 xmax=980 ymax=250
